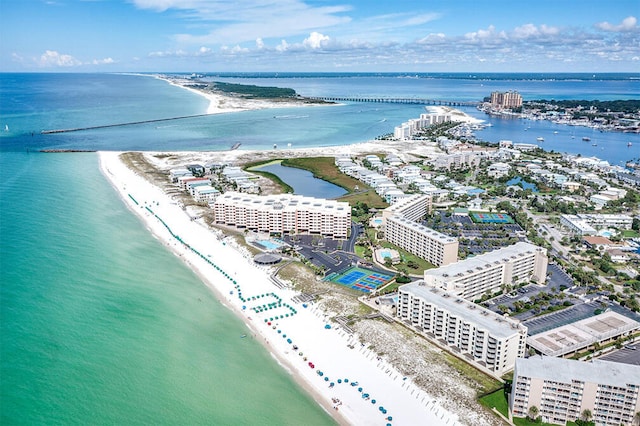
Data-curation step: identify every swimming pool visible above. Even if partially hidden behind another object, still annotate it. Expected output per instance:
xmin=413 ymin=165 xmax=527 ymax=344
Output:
xmin=257 ymin=239 xmax=284 ymax=250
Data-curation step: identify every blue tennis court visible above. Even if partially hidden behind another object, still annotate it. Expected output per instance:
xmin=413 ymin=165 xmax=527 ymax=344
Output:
xmin=328 ymin=267 xmax=393 ymax=292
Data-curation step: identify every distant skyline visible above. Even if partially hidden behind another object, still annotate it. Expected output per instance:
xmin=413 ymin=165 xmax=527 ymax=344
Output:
xmin=1 ymin=0 xmax=639 ymax=73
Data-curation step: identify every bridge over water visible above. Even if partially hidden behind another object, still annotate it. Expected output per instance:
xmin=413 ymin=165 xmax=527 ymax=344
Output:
xmin=311 ymin=96 xmax=479 ymax=107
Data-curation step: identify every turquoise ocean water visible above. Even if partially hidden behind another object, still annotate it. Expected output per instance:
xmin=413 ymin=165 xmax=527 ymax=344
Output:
xmin=1 ymin=73 xmax=639 ymax=424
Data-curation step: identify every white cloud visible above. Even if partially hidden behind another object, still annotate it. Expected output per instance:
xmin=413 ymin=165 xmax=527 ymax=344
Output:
xmin=91 ymin=57 xmax=115 ymax=65
xmin=512 ymin=23 xmax=559 ymax=39
xmin=38 ymin=50 xmax=81 ymax=67
xmin=276 ymin=40 xmax=289 ymax=52
xmin=197 ymin=46 xmax=212 ymax=55
xmin=303 ymin=32 xmax=330 ymax=49
xmin=221 ymin=45 xmax=249 ymax=54
xmin=255 ymin=38 xmax=265 ymax=49
xmin=596 ymin=16 xmax=638 ymax=32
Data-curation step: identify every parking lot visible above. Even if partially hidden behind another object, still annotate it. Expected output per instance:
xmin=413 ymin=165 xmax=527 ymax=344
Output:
xmin=600 ymin=346 xmax=640 ymax=366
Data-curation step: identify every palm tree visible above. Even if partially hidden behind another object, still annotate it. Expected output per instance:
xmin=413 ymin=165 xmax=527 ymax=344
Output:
xmin=634 ymin=411 xmax=640 ymax=426
xmin=528 ymin=405 xmax=539 ymax=421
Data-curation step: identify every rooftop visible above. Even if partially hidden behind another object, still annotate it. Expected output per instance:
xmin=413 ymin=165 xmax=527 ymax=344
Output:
xmin=515 ymin=356 xmax=640 ymax=388
xmin=400 ymin=281 xmax=526 ymax=339
xmin=424 ymin=242 xmax=544 ymax=281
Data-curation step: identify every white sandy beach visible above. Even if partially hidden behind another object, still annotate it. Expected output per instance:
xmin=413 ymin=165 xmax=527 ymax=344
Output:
xmin=100 ymin=151 xmax=462 ymax=426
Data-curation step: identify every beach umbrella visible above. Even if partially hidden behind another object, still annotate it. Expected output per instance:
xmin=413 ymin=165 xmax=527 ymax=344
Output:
xmin=242 ymin=306 xmax=246 ymax=310
xmin=344 ymin=379 xmax=348 ymax=383
xmin=286 ymin=339 xmax=292 ymax=344
xmin=324 ymin=324 xmax=331 ymax=329
xmin=382 ymin=409 xmax=387 ymax=414
xmin=371 ymin=400 xmax=376 ymax=404
xmin=337 ymin=379 xmax=342 ymax=384
xmin=324 ymin=377 xmax=329 ymax=382
xmin=358 ymin=387 xmax=363 ymax=392
xmin=387 ymin=416 xmax=393 ymax=421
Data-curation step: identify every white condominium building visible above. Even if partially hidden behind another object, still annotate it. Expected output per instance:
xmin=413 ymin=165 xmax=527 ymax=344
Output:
xmin=382 ymin=194 xmax=433 ymax=223
xmin=213 ymin=191 xmax=351 ymax=238
xmin=560 ymin=214 xmax=633 ymax=235
xmin=423 ymin=242 xmax=548 ymax=301
xmin=385 ymin=216 xmax=458 ymax=266
xmin=511 ymin=356 xmax=640 ymax=426
xmin=398 ymin=282 xmax=527 ymax=375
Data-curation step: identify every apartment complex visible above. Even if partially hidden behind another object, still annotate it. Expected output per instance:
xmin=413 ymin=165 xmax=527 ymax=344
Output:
xmin=560 ymin=214 xmax=634 ymax=235
xmin=423 ymin=242 xmax=548 ymax=301
xmin=385 ymin=215 xmax=458 ymax=266
xmin=213 ymin=191 xmax=351 ymax=238
xmin=394 ymin=112 xmax=452 ymax=140
xmin=382 ymin=194 xmax=432 ymax=223
xmin=511 ymin=356 xmax=640 ymax=426
xmin=490 ymin=90 xmax=523 ymax=109
xmin=398 ymin=282 xmax=527 ymax=375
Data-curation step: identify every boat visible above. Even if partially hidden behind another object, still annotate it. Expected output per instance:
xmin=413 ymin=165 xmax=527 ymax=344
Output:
xmin=582 ymin=136 xmax=591 ymax=141
xmin=536 ymin=137 xmax=544 ymax=142
xmin=230 ymin=142 xmax=241 ymax=150
xmin=592 ymin=143 xmax=597 ymax=146
xmin=4 ymin=124 xmax=8 ymax=132
xmin=628 ymin=142 xmax=633 ymax=147
xmin=553 ymin=131 xmax=558 ymax=134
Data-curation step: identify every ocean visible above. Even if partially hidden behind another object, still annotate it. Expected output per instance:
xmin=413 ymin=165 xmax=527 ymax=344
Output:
xmin=1 ymin=72 xmax=639 ymax=424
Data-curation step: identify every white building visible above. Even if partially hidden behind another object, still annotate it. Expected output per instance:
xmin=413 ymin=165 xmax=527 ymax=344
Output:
xmin=193 ymin=186 xmax=220 ymax=203
xmin=213 ymin=191 xmax=351 ymax=238
xmin=560 ymin=214 xmax=633 ymax=235
xmin=385 ymin=216 xmax=458 ymax=266
xmin=511 ymin=356 xmax=640 ymax=426
xmin=398 ymin=282 xmax=527 ymax=375
xmin=423 ymin=242 xmax=548 ymax=301
xmin=381 ymin=194 xmax=432 ymax=223
xmin=487 ymin=162 xmax=512 ymax=178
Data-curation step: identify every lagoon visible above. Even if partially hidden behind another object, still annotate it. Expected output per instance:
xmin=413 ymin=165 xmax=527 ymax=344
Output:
xmin=255 ymin=162 xmax=347 ymax=199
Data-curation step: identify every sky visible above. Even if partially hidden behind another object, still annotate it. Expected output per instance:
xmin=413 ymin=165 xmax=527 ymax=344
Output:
xmin=1 ymin=0 xmax=639 ymax=73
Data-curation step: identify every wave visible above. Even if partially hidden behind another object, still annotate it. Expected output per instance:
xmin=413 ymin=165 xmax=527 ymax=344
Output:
xmin=273 ymin=115 xmax=310 ymax=119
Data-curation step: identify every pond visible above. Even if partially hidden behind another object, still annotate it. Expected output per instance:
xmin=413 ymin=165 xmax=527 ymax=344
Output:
xmin=506 ymin=176 xmax=538 ymax=192
xmin=254 ymin=162 xmax=347 ymax=199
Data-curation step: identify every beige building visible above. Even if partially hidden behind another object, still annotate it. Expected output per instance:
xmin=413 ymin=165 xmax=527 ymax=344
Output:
xmin=423 ymin=242 xmax=548 ymax=301
xmin=213 ymin=191 xmax=351 ymax=238
xmin=511 ymin=356 xmax=640 ymax=426
xmin=490 ymin=90 xmax=523 ymax=109
xmin=398 ymin=282 xmax=527 ymax=375
xmin=385 ymin=215 xmax=458 ymax=266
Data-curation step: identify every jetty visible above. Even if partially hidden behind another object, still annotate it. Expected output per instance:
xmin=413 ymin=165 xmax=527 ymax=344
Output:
xmin=309 ymin=96 xmax=478 ymax=107
xmin=40 ymin=113 xmax=211 ymax=134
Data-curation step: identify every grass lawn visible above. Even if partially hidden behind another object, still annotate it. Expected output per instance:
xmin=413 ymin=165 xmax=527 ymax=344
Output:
xmin=479 ymin=389 xmax=509 ymax=417
xmin=623 ymin=229 xmax=640 ymax=238
xmin=354 ymin=245 xmax=368 ymax=258
xmin=380 ymin=241 xmax=436 ymax=274
xmin=513 ymin=417 xmax=556 ymax=426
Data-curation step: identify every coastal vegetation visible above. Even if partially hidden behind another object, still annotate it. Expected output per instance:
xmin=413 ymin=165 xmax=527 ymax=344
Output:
xmin=209 ymin=81 xmax=297 ymax=98
xmin=526 ymin=99 xmax=640 ymax=114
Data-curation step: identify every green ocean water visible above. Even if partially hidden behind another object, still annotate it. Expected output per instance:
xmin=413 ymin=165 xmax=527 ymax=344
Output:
xmin=0 ymin=151 xmax=333 ymax=425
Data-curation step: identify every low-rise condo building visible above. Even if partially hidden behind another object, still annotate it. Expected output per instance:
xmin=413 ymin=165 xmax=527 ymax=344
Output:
xmin=560 ymin=214 xmax=633 ymax=235
xmin=398 ymin=282 xmax=527 ymax=375
xmin=423 ymin=242 xmax=548 ymax=301
xmin=213 ymin=191 xmax=351 ymax=238
xmin=511 ymin=356 xmax=640 ymax=426
xmin=385 ymin=216 xmax=458 ymax=266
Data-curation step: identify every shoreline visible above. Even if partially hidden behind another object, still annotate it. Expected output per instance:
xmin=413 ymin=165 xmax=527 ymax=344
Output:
xmin=156 ymin=74 xmax=335 ymax=116
xmin=99 ymin=150 xmax=461 ymax=426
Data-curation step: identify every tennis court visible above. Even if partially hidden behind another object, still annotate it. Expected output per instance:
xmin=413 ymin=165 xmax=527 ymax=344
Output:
xmin=326 ymin=267 xmax=393 ymax=292
xmin=470 ymin=212 xmax=515 ymax=224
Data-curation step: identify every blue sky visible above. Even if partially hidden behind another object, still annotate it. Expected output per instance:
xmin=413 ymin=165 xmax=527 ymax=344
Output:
xmin=1 ymin=0 xmax=639 ymax=72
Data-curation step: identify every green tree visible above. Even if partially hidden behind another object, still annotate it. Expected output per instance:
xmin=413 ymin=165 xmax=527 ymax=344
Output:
xmin=528 ymin=405 xmax=539 ymax=421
